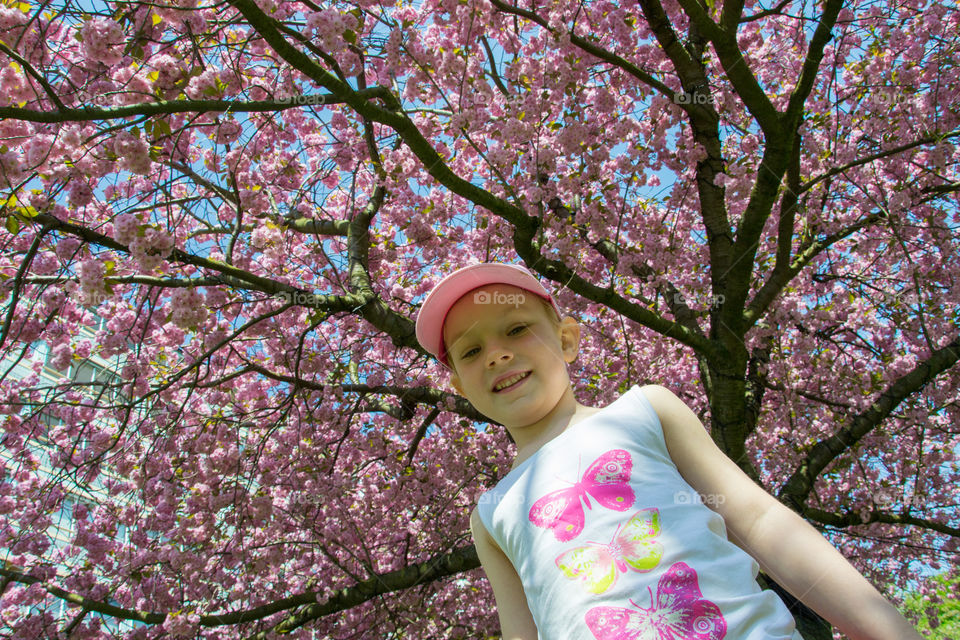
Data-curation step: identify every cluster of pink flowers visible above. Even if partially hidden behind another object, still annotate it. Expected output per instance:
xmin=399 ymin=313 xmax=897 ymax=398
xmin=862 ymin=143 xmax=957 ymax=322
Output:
xmin=168 ymin=288 xmax=208 ymax=330
xmin=0 ymin=6 xmax=27 ymax=32
xmin=67 ymin=180 xmax=94 ymax=208
xmin=146 ymin=53 xmax=187 ymax=99
xmin=112 ymin=131 xmax=153 ymax=175
xmin=77 ymin=258 xmax=108 ymax=307
xmin=79 ymin=18 xmax=125 ymax=68
xmin=0 ymin=63 xmax=33 ymax=108
xmin=213 ymin=120 xmax=242 ymax=144
xmin=40 ymin=286 xmax=66 ymax=313
xmin=0 ymin=147 xmax=25 ymax=184
xmin=161 ymin=610 xmax=200 ymax=638
xmin=112 ymin=213 xmax=140 ymax=245
xmin=185 ymin=69 xmax=240 ymax=100
xmin=305 ymin=9 xmax=359 ymax=52
xmin=47 ymin=343 xmax=72 ymax=372
xmin=110 ymin=65 xmax=154 ymax=106
xmin=129 ymin=226 xmax=174 ymax=272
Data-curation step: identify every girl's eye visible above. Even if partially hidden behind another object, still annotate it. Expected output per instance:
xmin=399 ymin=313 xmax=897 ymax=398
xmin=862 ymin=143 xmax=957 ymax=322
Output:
xmin=508 ymin=324 xmax=528 ymax=336
xmin=460 ymin=347 xmax=479 ymax=359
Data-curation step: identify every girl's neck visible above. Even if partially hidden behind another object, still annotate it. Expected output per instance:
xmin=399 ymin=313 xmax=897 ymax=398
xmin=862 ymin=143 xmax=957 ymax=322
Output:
xmin=508 ymin=395 xmax=602 ymax=469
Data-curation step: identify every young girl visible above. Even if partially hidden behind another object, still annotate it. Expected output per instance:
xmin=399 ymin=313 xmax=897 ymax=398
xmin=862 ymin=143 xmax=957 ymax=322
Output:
xmin=415 ymin=262 xmax=923 ymax=640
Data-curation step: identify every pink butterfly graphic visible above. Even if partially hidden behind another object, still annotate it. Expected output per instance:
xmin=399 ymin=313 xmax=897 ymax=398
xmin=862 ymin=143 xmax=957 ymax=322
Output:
xmin=555 ymin=508 xmax=663 ymax=594
xmin=528 ymin=449 xmax=635 ymax=542
xmin=584 ymin=562 xmax=727 ymax=640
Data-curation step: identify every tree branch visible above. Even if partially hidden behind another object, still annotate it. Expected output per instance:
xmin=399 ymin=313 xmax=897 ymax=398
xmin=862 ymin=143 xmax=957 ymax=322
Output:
xmin=0 ymin=566 xmax=165 ymax=625
xmin=636 ymin=0 xmax=735 ymax=299
xmin=228 ymin=0 xmax=720 ymax=358
xmin=740 ymin=0 xmax=793 ymax=24
xmin=782 ymin=0 xmax=844 ymax=130
xmin=745 ymin=212 xmax=887 ymax=327
xmin=0 ymin=40 xmax=66 ymax=110
xmin=803 ymin=508 xmax=960 ymax=538
xmin=246 ymin=545 xmax=479 ymax=638
xmin=0 ymin=545 xmax=480 ymax=631
xmin=0 ymin=95 xmax=376 ymax=123
xmin=671 ymin=0 xmax=780 ymax=136
xmin=799 ymin=130 xmax=960 ymax=195
xmin=489 ymin=0 xmax=675 ymax=97
xmin=0 ymin=225 xmax=48 ymax=351
xmin=779 ymin=332 xmax=960 ymax=509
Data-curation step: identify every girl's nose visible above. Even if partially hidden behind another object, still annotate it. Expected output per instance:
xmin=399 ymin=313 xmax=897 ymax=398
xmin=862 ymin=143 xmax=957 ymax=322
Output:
xmin=486 ymin=346 xmax=513 ymax=367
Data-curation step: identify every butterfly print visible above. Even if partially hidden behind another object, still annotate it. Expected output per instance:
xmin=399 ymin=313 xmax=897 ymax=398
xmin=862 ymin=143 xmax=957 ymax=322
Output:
xmin=528 ymin=449 xmax=635 ymax=542
xmin=584 ymin=562 xmax=727 ymax=640
xmin=555 ymin=508 xmax=663 ymax=594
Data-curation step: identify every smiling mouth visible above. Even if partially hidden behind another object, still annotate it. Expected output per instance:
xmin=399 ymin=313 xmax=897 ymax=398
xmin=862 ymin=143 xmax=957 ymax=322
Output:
xmin=493 ymin=371 xmax=531 ymax=392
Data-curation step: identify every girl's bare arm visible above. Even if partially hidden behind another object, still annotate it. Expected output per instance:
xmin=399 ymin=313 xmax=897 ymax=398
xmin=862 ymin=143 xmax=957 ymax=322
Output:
xmin=470 ymin=508 xmax=540 ymax=640
xmin=642 ymin=384 xmax=923 ymax=640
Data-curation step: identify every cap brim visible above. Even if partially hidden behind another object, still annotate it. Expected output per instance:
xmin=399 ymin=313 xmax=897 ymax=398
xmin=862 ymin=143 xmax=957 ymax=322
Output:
xmin=415 ymin=263 xmax=560 ymax=368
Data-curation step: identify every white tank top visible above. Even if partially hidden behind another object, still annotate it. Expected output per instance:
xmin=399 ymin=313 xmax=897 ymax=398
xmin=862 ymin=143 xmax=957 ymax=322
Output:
xmin=475 ymin=385 xmax=804 ymax=640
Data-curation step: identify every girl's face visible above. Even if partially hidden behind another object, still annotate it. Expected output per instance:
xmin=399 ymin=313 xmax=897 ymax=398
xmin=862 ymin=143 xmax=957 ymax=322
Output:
xmin=443 ymin=284 xmax=580 ymax=430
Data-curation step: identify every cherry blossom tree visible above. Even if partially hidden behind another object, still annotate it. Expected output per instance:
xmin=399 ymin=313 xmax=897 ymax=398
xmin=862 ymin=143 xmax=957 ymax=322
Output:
xmin=0 ymin=0 xmax=957 ymax=637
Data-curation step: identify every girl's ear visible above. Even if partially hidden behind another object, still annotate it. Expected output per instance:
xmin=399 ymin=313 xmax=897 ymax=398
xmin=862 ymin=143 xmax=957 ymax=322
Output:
xmin=449 ymin=370 xmax=465 ymax=396
xmin=558 ymin=316 xmax=581 ymax=363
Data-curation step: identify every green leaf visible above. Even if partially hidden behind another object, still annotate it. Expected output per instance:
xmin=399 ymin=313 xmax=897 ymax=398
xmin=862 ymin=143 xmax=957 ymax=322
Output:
xmin=5 ymin=216 xmax=19 ymax=234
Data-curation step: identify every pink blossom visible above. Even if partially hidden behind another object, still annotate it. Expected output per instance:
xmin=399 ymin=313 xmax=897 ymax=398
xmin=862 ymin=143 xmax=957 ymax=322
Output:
xmin=67 ymin=180 xmax=94 ymax=208
xmin=112 ymin=213 xmax=140 ymax=245
xmin=79 ymin=18 xmax=126 ymax=68
xmin=129 ymin=227 xmax=174 ymax=272
xmin=48 ymin=343 xmax=72 ymax=371
xmin=168 ymin=288 xmax=208 ymax=330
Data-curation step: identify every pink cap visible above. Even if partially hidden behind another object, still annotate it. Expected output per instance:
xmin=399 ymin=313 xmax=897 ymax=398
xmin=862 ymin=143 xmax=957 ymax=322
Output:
xmin=415 ymin=263 xmax=561 ymax=369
